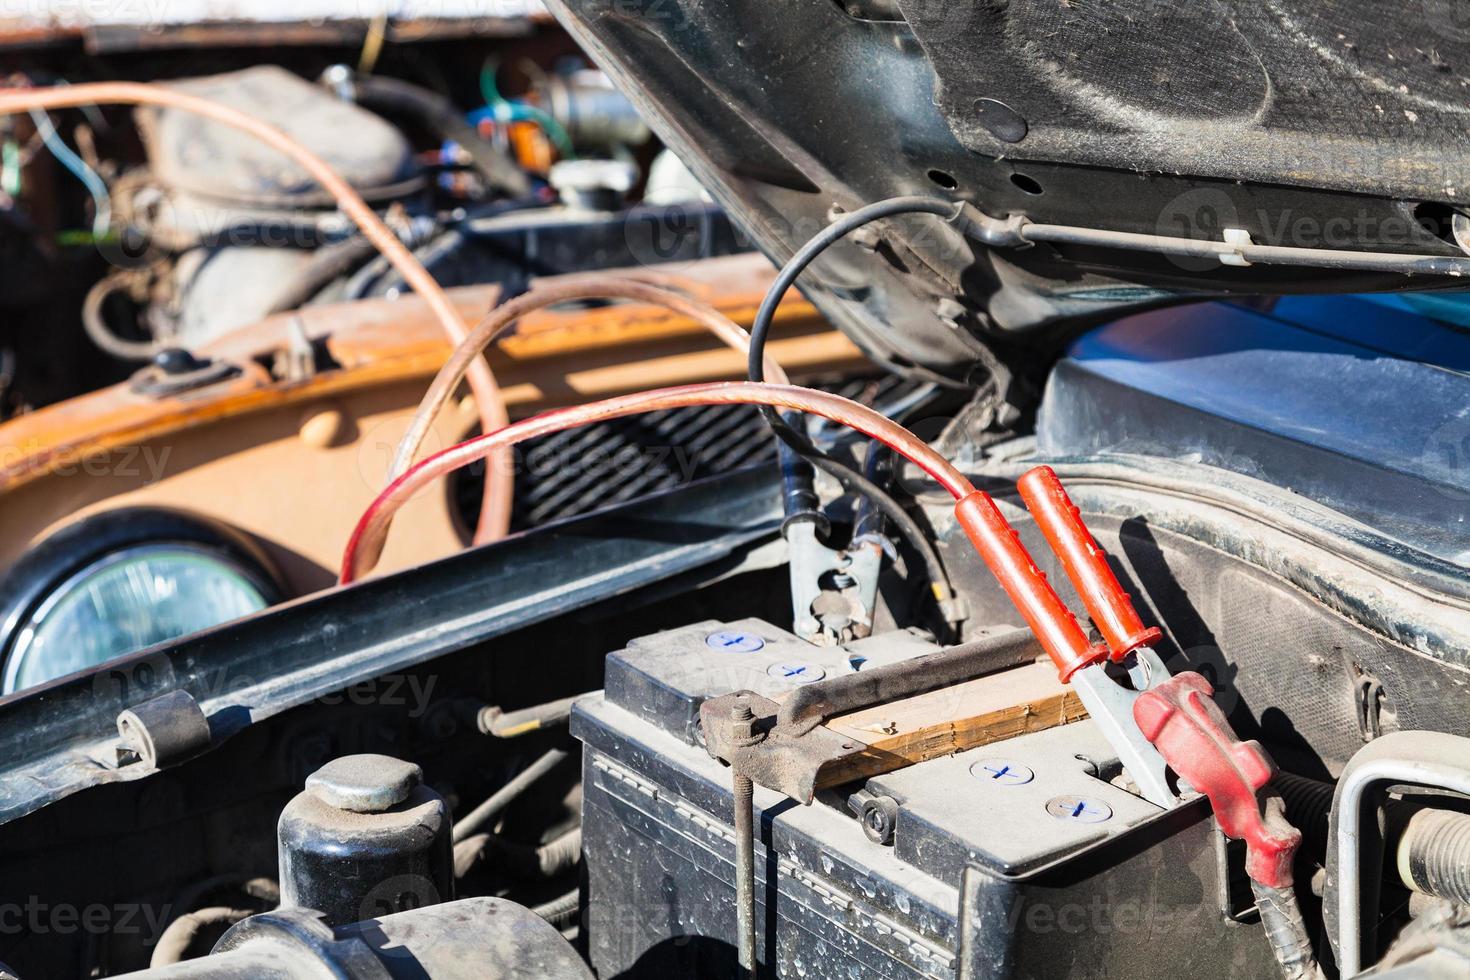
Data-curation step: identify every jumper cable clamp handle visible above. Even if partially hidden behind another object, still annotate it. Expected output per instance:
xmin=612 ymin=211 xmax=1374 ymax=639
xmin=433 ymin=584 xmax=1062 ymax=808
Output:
xmin=951 ymin=489 xmax=1105 ymax=683
xmin=960 ymin=466 xmax=1176 ymax=807
xmin=951 ymin=481 xmax=1177 ymax=806
xmin=1016 ymin=465 xmax=1162 ymax=660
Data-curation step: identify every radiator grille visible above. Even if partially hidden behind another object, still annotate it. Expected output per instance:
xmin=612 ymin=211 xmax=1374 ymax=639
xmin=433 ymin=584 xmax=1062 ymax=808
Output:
xmin=452 ymin=375 xmax=915 ymax=531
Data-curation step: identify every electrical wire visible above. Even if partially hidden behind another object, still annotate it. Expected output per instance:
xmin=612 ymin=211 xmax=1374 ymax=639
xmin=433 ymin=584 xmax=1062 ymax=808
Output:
xmin=341 ymin=381 xmax=976 ymax=583
xmin=0 ymin=80 xmax=516 ymax=543
xmin=469 ymin=103 xmax=576 ymax=160
xmin=82 ymin=270 xmax=158 ymax=361
xmin=358 ymin=12 xmax=389 ymax=75
xmin=476 ymin=61 xmax=576 ymax=158
xmin=746 ymin=196 xmax=967 ymax=620
xmin=385 ymin=277 xmax=792 ymax=493
xmin=27 ymin=108 xmax=110 ymax=241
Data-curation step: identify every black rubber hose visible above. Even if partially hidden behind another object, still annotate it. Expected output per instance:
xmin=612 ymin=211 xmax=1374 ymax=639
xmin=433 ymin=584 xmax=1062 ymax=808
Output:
xmin=530 ymin=889 xmax=580 ymax=929
xmin=348 ymin=74 xmax=532 ymax=199
xmin=265 ymin=235 xmax=379 ymax=315
xmin=747 ymin=196 xmax=963 ymax=623
xmin=451 ymin=747 xmax=569 ymax=844
xmin=1275 ymin=772 xmax=1334 ymax=866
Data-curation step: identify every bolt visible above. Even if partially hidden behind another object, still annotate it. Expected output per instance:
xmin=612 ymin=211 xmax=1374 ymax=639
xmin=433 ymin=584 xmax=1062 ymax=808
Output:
xmin=859 ymin=795 xmax=900 ymax=846
xmin=730 ymin=697 xmax=763 ymax=747
xmin=732 ymin=770 xmax=757 ymax=977
xmin=706 ymin=630 xmax=764 ymax=653
xmin=969 ymin=759 xmax=1035 ymax=786
xmin=1045 ymin=795 xmax=1113 ymax=823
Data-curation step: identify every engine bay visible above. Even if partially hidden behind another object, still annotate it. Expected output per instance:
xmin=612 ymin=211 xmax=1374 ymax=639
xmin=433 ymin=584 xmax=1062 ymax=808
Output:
xmin=0 ymin=4 xmax=1469 ymax=979
xmin=3 ymin=344 xmax=1469 ymax=976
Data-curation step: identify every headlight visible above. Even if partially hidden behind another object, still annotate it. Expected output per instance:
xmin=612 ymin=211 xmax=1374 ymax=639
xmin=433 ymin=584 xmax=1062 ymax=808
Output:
xmin=0 ymin=510 xmax=282 ymax=695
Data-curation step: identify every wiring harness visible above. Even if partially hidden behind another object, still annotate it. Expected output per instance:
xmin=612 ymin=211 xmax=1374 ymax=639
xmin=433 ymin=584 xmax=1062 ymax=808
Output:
xmin=0 ymin=80 xmax=517 ymax=543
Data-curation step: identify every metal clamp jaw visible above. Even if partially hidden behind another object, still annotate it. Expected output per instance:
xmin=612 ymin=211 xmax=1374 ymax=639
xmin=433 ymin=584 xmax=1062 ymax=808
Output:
xmin=785 ymin=518 xmax=883 ymax=646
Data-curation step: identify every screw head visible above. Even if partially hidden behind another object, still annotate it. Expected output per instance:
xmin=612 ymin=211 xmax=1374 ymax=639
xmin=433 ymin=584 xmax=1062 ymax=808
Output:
xmin=969 ymin=759 xmax=1035 ymax=786
xmin=767 ymin=662 xmax=826 ymax=684
xmin=705 ymin=630 xmax=764 ymax=653
xmin=1045 ymin=795 xmax=1113 ymax=823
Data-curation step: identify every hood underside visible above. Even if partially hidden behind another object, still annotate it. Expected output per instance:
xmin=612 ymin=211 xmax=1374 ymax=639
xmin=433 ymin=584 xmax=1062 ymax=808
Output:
xmin=544 ymin=0 xmax=1470 ymax=387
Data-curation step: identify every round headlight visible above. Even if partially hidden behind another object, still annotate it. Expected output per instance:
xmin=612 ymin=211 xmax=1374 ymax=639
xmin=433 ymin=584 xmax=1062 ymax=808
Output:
xmin=0 ymin=510 xmax=282 ymax=695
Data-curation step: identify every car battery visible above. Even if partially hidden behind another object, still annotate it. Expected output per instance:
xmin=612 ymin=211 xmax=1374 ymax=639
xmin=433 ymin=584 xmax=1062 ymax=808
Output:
xmin=573 ymin=618 xmax=1279 ymax=978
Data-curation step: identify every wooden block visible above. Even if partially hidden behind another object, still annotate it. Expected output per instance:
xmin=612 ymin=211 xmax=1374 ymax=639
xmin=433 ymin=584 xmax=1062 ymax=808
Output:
xmin=813 ymin=660 xmax=1088 ymax=790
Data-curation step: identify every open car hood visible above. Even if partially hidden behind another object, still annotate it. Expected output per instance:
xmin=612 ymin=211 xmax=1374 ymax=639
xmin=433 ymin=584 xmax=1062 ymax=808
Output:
xmin=544 ymin=0 xmax=1470 ymax=388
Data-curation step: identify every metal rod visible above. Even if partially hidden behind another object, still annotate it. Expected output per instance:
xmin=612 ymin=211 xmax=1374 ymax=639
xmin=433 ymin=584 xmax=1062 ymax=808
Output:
xmin=733 ymin=771 xmax=757 ymax=979
xmin=452 ymin=747 xmax=568 ymax=843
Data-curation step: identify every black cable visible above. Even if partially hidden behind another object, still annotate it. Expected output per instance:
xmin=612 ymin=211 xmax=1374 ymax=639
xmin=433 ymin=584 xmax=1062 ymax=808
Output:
xmin=348 ymin=74 xmax=533 ymax=200
xmin=265 ymin=235 xmax=379 ymax=315
xmin=747 ymin=196 xmax=965 ymax=627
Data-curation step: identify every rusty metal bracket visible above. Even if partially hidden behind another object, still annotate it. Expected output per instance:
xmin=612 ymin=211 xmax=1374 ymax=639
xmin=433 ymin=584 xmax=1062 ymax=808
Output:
xmin=775 ymin=628 xmax=1039 ymax=738
xmin=701 ymin=628 xmax=1042 ymax=802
